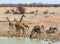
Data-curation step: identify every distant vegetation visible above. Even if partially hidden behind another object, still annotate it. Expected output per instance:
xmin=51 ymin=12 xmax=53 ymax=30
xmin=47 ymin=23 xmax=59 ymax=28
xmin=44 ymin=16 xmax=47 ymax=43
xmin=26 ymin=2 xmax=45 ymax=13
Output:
xmin=17 ymin=4 xmax=25 ymax=14
xmin=0 ymin=3 xmax=60 ymax=7
xmin=4 ymin=4 xmax=25 ymax=14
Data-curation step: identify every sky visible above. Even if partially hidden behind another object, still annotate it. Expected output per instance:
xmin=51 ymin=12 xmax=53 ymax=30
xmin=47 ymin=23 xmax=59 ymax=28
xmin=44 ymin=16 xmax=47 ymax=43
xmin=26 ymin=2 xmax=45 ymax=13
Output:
xmin=0 ymin=0 xmax=60 ymax=4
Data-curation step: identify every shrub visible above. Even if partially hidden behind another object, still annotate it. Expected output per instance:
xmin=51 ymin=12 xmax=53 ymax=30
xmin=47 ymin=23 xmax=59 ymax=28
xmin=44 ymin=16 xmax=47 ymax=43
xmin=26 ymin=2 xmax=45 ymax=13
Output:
xmin=17 ymin=4 xmax=25 ymax=14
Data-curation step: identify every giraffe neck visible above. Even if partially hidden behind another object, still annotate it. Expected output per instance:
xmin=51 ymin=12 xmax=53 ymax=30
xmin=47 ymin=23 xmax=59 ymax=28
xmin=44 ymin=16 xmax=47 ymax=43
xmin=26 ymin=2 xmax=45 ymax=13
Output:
xmin=15 ymin=19 xmax=19 ymax=24
xmin=6 ymin=18 xmax=12 ymax=24
xmin=19 ymin=15 xmax=24 ymax=22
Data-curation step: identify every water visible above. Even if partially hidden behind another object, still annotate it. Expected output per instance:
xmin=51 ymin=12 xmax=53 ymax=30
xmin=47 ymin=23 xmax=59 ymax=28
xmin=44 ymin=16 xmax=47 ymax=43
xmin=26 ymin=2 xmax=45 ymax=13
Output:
xmin=0 ymin=37 xmax=60 ymax=44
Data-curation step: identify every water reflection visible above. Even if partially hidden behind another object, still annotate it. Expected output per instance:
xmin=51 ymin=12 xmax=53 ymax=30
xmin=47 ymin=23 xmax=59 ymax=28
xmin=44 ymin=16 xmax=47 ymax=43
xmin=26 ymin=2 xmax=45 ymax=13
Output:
xmin=0 ymin=37 xmax=60 ymax=44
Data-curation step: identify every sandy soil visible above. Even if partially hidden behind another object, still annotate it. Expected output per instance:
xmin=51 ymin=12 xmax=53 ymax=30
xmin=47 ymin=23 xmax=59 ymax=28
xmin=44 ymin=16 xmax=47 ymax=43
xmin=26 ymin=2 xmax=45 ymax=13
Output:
xmin=0 ymin=7 xmax=60 ymax=41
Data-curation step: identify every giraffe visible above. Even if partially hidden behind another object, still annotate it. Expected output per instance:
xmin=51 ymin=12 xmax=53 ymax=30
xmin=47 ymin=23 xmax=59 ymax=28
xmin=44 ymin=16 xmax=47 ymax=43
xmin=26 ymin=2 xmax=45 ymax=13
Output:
xmin=6 ymin=17 xmax=15 ymax=31
xmin=19 ymin=14 xmax=25 ymax=22
xmin=14 ymin=15 xmax=29 ymax=37
xmin=19 ymin=14 xmax=29 ymax=29
xmin=14 ymin=18 xmax=28 ymax=37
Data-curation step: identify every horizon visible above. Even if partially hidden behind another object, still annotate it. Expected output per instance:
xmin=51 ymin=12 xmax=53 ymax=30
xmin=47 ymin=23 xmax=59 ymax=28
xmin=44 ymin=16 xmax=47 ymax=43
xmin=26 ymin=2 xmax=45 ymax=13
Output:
xmin=0 ymin=0 xmax=60 ymax=4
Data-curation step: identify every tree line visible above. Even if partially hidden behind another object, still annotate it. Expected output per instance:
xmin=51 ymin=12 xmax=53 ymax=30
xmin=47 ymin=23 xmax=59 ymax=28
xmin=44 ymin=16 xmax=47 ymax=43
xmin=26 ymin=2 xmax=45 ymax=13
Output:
xmin=0 ymin=3 xmax=60 ymax=7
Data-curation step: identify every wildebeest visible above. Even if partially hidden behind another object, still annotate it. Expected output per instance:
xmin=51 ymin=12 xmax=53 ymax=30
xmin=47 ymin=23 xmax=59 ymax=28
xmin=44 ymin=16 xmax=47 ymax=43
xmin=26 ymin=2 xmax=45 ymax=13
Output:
xmin=30 ymin=25 xmax=41 ymax=38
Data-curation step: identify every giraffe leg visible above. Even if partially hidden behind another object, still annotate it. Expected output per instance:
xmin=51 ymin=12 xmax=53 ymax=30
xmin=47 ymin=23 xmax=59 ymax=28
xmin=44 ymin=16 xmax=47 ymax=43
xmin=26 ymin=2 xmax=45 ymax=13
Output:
xmin=17 ymin=27 xmax=20 ymax=37
xmin=15 ymin=26 xmax=20 ymax=37
xmin=22 ymin=28 xmax=25 ymax=37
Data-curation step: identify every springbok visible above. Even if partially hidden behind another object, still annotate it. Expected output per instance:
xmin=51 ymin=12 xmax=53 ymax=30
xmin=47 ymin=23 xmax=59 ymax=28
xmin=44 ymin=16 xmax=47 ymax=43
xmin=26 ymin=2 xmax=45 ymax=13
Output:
xmin=46 ymin=27 xmax=58 ymax=40
xmin=46 ymin=27 xmax=58 ymax=34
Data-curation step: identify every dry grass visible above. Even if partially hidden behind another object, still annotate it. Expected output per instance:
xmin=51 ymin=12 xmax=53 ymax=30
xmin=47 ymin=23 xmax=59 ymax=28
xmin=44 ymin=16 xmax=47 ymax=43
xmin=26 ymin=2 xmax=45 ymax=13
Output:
xmin=0 ymin=7 xmax=60 ymax=41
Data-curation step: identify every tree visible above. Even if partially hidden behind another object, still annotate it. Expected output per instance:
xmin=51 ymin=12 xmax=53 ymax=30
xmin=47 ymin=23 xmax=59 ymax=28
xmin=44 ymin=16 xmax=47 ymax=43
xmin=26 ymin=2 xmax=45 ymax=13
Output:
xmin=17 ymin=4 xmax=25 ymax=14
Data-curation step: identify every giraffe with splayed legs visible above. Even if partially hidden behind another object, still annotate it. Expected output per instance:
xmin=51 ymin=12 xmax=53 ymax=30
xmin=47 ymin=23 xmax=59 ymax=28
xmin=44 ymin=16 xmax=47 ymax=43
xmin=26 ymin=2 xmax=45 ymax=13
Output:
xmin=14 ymin=18 xmax=28 ymax=37
xmin=6 ymin=17 xmax=15 ymax=31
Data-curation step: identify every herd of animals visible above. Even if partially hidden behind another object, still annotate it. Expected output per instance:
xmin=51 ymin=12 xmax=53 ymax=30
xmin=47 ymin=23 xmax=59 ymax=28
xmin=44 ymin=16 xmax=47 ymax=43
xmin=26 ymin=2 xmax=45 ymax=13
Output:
xmin=5 ymin=14 xmax=60 ymax=40
xmin=5 ymin=9 xmax=35 ymax=14
xmin=0 ymin=8 xmax=59 ymax=42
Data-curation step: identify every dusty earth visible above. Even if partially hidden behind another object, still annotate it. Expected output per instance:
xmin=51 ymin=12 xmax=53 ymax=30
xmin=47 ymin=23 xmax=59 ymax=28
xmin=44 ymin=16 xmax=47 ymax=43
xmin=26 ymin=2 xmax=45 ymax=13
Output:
xmin=0 ymin=7 xmax=60 ymax=41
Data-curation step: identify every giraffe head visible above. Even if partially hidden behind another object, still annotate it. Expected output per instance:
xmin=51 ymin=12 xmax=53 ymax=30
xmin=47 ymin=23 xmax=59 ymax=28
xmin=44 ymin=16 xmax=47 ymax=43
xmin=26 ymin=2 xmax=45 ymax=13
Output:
xmin=22 ymin=14 xmax=26 ymax=17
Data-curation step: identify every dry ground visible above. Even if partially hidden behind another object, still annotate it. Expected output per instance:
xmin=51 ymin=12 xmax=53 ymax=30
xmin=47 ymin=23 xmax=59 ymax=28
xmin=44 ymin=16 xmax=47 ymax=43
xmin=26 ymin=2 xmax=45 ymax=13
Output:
xmin=0 ymin=7 xmax=60 ymax=41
